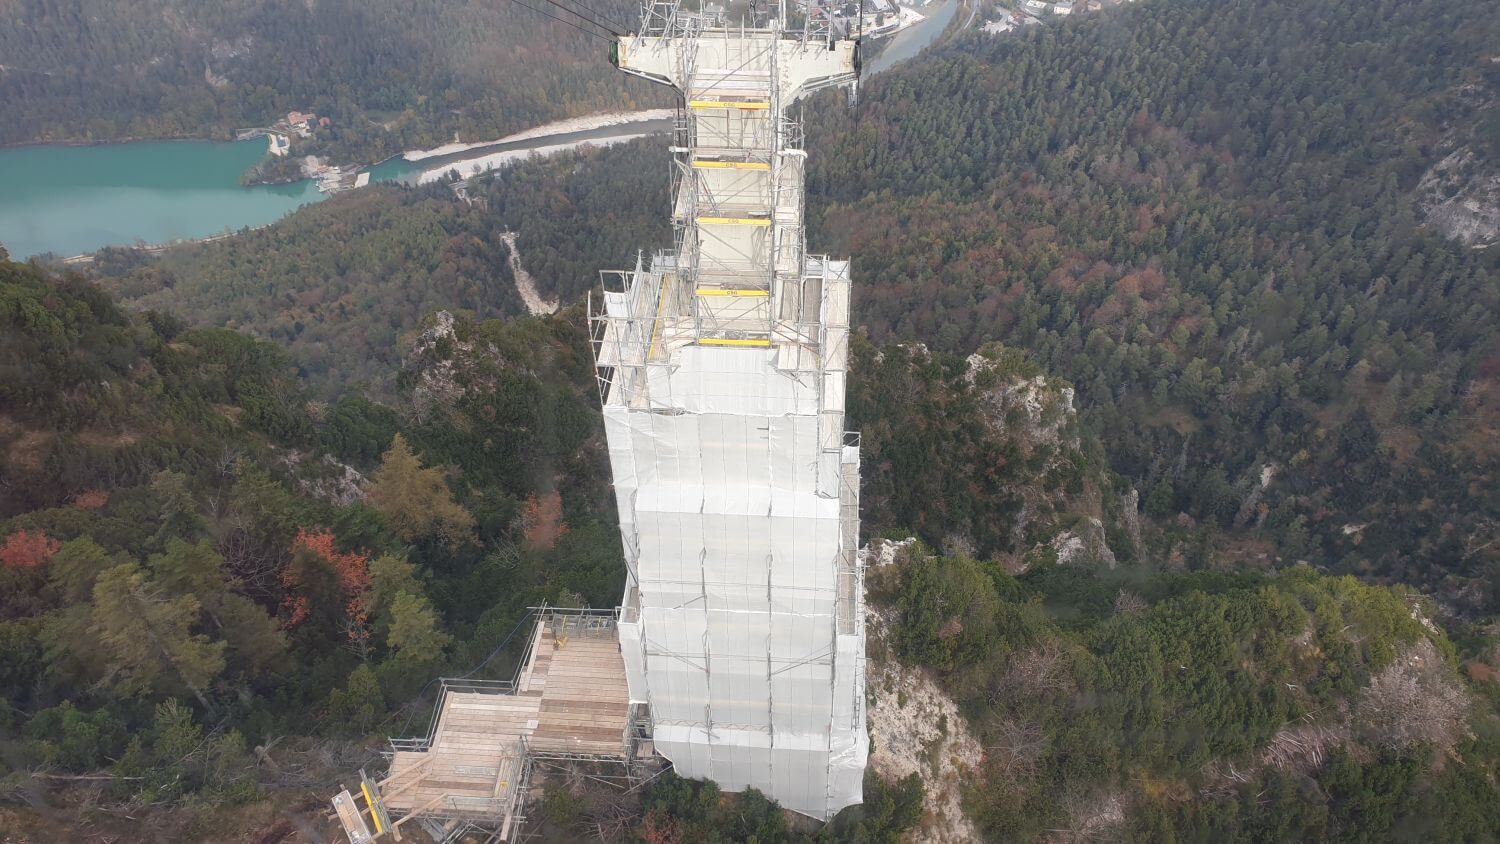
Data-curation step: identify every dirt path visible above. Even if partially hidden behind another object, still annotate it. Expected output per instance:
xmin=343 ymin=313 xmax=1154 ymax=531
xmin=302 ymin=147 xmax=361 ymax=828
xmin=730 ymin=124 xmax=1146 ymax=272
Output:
xmin=501 ymin=231 xmax=558 ymax=316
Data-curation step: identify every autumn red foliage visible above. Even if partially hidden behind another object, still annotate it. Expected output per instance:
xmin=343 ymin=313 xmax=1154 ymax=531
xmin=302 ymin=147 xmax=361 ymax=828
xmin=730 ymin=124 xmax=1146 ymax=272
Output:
xmin=521 ymin=490 xmax=569 ymax=550
xmin=283 ymin=529 xmax=373 ymax=640
xmin=0 ymin=530 xmax=61 ymax=570
xmin=638 ymin=811 xmax=684 ymax=844
xmin=71 ymin=490 xmax=110 ymax=509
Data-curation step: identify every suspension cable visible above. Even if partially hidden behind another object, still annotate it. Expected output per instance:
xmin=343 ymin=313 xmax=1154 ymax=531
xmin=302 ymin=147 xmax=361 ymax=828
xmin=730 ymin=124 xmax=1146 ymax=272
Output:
xmin=499 ymin=0 xmax=623 ymax=40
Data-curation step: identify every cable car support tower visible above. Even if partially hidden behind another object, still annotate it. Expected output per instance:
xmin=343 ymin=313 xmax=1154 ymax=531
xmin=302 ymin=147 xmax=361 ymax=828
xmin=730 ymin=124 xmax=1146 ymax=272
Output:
xmin=592 ymin=0 xmax=867 ymax=820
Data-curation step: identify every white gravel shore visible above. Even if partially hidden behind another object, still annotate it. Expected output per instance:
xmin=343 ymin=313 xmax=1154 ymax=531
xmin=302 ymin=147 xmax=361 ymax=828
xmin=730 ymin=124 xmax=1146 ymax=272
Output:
xmin=403 ymin=109 xmax=675 ymax=161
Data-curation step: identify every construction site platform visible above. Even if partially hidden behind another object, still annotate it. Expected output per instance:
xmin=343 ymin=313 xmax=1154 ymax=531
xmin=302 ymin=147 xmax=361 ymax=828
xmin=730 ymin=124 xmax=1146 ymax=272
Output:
xmin=522 ymin=623 xmax=633 ymax=756
xmin=353 ymin=610 xmax=636 ymax=840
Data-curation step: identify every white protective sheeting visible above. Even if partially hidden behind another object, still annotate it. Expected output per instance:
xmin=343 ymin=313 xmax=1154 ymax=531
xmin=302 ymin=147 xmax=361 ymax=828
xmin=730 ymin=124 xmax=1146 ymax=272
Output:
xmin=608 ymin=329 xmax=866 ymax=817
xmin=600 ymin=24 xmax=864 ymax=821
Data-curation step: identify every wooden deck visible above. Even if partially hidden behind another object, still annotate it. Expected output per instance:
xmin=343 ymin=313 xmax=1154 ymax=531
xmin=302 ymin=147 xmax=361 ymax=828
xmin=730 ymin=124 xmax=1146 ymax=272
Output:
xmin=525 ymin=626 xmax=632 ymax=756
xmin=382 ymin=692 xmax=535 ymax=817
xmin=379 ymin=615 xmax=631 ymax=827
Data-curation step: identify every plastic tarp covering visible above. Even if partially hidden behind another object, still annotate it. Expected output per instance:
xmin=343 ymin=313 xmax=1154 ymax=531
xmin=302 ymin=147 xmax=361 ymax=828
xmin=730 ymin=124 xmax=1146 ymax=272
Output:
xmin=591 ymin=57 xmax=864 ymax=803
xmin=618 ymin=617 xmax=648 ymax=705
xmin=649 ymin=347 xmax=819 ymax=416
xmin=603 ymin=354 xmax=865 ymax=818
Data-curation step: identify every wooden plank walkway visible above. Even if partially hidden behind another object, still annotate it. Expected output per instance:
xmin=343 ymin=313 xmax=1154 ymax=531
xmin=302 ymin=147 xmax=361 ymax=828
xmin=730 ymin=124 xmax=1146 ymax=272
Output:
xmin=528 ymin=627 xmax=631 ymax=755
xmin=383 ymin=691 xmax=536 ymax=816
xmin=379 ymin=617 xmax=632 ymax=823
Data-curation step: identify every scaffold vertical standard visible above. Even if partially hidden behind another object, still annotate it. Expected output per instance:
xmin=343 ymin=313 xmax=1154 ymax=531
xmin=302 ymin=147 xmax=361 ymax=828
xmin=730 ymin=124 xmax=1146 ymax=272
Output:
xmin=588 ymin=0 xmax=866 ymax=820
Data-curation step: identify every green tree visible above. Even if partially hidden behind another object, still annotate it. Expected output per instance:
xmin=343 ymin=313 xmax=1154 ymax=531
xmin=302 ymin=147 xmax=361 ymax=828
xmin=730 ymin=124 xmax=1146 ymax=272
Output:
xmin=47 ymin=537 xmax=116 ymax=604
xmin=365 ymin=434 xmax=475 ymax=545
xmin=149 ymin=539 xmax=286 ymax=674
xmin=88 ymin=563 xmax=226 ymax=706
xmin=386 ymin=591 xmax=450 ymax=665
xmin=325 ymin=664 xmax=386 ymax=736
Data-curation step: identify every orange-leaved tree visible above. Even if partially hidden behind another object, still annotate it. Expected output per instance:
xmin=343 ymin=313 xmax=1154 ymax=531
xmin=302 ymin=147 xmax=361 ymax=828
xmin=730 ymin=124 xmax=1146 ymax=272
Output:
xmin=1 ymin=530 xmax=61 ymax=570
xmin=521 ymin=490 xmax=569 ymax=550
xmin=284 ymin=529 xmax=374 ymax=652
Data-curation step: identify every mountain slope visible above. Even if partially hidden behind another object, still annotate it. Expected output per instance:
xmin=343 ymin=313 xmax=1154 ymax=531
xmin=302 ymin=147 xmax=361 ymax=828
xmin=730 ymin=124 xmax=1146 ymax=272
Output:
xmin=867 ymin=540 xmax=1500 ymax=841
xmin=0 ymin=0 xmax=662 ymax=161
xmin=0 ymin=259 xmax=630 ymax=836
xmin=805 ymin=0 xmax=1500 ymax=612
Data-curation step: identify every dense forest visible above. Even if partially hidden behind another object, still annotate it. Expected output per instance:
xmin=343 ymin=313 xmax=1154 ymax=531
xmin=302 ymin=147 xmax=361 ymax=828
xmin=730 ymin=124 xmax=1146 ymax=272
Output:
xmin=93 ymin=184 xmax=533 ymax=398
xmin=449 ymin=0 xmax=1500 ymax=613
xmin=871 ymin=540 xmax=1500 ymax=840
xmin=805 ymin=0 xmax=1500 ymax=613
xmin=0 ymin=256 xmax=611 ymax=836
xmin=0 ymin=0 xmax=664 ymax=163
xmin=83 ymin=143 xmax=672 ymax=399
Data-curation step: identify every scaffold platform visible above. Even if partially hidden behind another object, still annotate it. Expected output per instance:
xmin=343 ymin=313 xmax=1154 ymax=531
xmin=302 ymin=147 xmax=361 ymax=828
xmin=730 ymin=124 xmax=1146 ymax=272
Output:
xmin=332 ymin=609 xmax=642 ymax=843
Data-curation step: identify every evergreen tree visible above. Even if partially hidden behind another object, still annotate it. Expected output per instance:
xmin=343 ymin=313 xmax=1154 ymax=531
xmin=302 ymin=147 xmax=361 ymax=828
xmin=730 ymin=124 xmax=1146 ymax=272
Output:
xmin=366 ymin=433 xmax=475 ymax=545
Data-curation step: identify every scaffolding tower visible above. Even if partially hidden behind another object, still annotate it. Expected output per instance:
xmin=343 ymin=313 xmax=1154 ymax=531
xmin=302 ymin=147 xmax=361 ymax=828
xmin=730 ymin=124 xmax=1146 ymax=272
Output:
xmin=590 ymin=2 xmax=866 ymax=820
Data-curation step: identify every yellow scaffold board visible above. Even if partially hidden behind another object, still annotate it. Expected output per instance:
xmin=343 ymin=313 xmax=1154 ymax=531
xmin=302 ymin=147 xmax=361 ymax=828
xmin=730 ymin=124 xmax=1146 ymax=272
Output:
xmin=697 ymin=216 xmax=771 ymax=226
xmin=699 ymin=337 xmax=772 ymax=347
xmin=692 ymin=159 xmax=771 ymax=171
xmin=688 ymin=100 xmax=770 ymax=110
xmin=359 ymin=780 xmax=386 ymax=837
xmin=695 ymin=288 xmax=770 ymax=297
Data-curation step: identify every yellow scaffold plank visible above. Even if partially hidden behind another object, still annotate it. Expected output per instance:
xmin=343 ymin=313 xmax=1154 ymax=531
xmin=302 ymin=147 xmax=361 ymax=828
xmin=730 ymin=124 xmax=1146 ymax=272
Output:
xmin=699 ymin=337 xmax=772 ymax=347
xmin=695 ymin=288 xmax=770 ymax=297
xmin=359 ymin=781 xmax=386 ymax=836
xmin=647 ymin=271 xmax=670 ymax=362
xmin=697 ymin=216 xmax=771 ymax=226
xmin=692 ymin=159 xmax=771 ymax=171
xmin=688 ymin=99 xmax=770 ymax=110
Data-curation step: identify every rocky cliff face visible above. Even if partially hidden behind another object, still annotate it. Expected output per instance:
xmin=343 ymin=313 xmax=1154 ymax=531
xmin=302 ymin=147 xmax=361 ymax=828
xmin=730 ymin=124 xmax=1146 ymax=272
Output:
xmin=852 ymin=340 xmax=1136 ymax=571
xmin=964 ymin=345 xmax=1125 ymax=571
xmin=863 ymin=539 xmax=984 ymax=843
xmin=404 ymin=310 xmax=480 ymax=420
xmin=1417 ymin=146 xmax=1500 ymax=248
xmin=1414 ymin=72 xmax=1499 ymax=249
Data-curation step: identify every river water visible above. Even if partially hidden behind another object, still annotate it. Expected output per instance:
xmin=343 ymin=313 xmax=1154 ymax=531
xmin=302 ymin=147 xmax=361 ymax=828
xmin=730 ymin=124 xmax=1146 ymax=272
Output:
xmin=865 ymin=0 xmax=958 ymax=76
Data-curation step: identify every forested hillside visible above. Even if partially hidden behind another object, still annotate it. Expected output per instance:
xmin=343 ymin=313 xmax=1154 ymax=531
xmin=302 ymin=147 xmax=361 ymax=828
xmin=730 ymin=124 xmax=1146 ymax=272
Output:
xmin=0 ymin=0 xmax=662 ymax=162
xmin=81 ymin=144 xmax=670 ymax=398
xmin=869 ymin=540 xmax=1500 ymax=840
xmin=0 ymin=258 xmax=621 ymax=837
xmin=94 ymin=184 xmax=531 ymax=397
xmin=804 ymin=0 xmax=1499 ymax=612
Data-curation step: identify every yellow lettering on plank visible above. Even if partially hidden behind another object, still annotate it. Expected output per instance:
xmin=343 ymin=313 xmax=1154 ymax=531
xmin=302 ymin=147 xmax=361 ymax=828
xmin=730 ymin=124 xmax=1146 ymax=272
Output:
xmin=695 ymin=288 xmax=771 ymax=297
xmin=697 ymin=216 xmax=771 ymax=226
xmin=692 ymin=160 xmax=771 ymax=171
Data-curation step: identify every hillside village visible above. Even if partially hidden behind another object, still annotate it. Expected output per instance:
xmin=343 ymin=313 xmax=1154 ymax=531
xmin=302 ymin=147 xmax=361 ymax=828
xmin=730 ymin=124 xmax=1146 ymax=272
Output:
xmin=986 ymin=0 xmax=1139 ymax=33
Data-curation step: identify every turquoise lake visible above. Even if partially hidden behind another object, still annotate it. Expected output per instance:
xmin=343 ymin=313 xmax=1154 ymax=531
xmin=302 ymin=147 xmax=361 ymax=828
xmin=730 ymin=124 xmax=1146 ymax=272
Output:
xmin=0 ymin=139 xmax=331 ymax=259
xmin=0 ymin=25 xmax=942 ymax=263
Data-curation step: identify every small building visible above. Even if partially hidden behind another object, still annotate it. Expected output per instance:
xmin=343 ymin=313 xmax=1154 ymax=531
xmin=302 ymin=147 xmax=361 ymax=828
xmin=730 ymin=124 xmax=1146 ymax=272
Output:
xmin=1052 ymin=2 xmax=1073 ymax=14
xmin=983 ymin=8 xmax=1018 ymax=33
